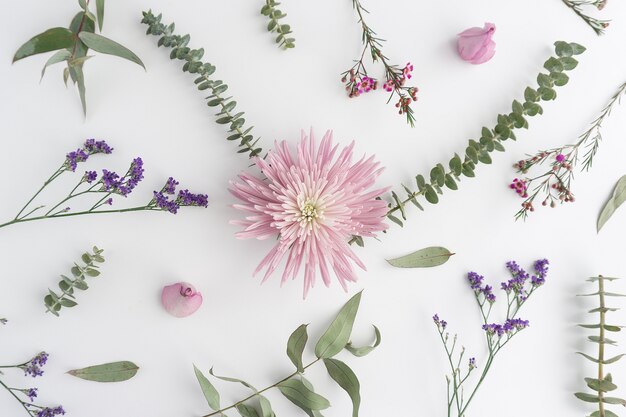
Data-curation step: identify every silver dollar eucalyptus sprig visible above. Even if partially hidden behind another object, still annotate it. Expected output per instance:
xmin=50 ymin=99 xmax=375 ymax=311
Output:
xmin=44 ymin=246 xmax=105 ymax=316
xmin=260 ymin=0 xmax=295 ymax=50
xmin=575 ymin=276 xmax=626 ymax=416
xmin=141 ymin=11 xmax=263 ymax=158
xmin=382 ymin=42 xmax=585 ymax=230
xmin=13 ymin=0 xmax=144 ymax=115
xmin=193 ymin=292 xmax=380 ymax=417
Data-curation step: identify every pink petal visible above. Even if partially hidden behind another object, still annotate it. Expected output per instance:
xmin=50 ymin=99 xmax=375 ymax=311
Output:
xmin=457 ymin=22 xmax=496 ymax=64
xmin=161 ymin=282 xmax=203 ymax=318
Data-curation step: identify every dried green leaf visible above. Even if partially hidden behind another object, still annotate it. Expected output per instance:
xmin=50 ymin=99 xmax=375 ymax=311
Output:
xmin=597 ymin=175 xmax=626 ymax=232
xmin=277 ymin=379 xmax=330 ymax=411
xmin=386 ymin=247 xmax=454 ymax=268
xmin=208 ymin=368 xmax=257 ymax=391
xmin=41 ymin=50 xmax=71 ymax=80
xmin=78 ymin=32 xmax=145 ymax=69
xmin=67 ymin=361 xmax=138 ymax=382
xmin=96 ymin=0 xmax=105 ymax=31
xmin=315 ymin=291 xmax=362 ymax=359
xmin=13 ymin=27 xmax=74 ymax=62
xmin=286 ymin=324 xmax=308 ymax=372
xmin=323 ymin=358 xmax=360 ymax=417
xmin=193 ymin=365 xmax=220 ymax=410
xmin=345 ymin=325 xmax=381 ymax=357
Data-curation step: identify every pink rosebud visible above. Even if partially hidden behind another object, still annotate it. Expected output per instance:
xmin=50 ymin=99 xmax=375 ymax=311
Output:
xmin=161 ymin=282 xmax=203 ymax=318
xmin=457 ymin=23 xmax=496 ymax=65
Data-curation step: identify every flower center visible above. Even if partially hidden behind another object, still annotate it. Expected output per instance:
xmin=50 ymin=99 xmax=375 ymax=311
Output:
xmin=298 ymin=200 xmax=322 ymax=226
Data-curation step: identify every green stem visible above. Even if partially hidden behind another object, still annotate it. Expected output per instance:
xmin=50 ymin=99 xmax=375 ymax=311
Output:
xmin=14 ymin=167 xmax=64 ymax=220
xmin=598 ymin=276 xmax=606 ymax=416
xmin=202 ymin=358 xmax=321 ymax=417
xmin=0 ymin=378 xmax=31 ymax=416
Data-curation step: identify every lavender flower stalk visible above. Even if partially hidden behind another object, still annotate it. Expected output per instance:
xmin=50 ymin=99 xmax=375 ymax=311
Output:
xmin=433 ymin=259 xmax=549 ymax=417
xmin=0 ymin=139 xmax=208 ymax=230
xmin=0 ymin=350 xmax=65 ymax=416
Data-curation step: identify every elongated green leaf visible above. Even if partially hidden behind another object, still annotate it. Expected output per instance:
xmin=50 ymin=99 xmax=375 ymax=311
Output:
xmin=258 ymin=396 xmax=275 ymax=417
xmin=575 ymin=392 xmax=600 ymax=403
xmin=193 ymin=365 xmax=220 ymax=410
xmin=323 ymin=359 xmax=360 ymax=417
xmin=345 ymin=325 xmax=381 ymax=357
xmin=41 ymin=50 xmax=71 ymax=80
xmin=277 ymin=379 xmax=330 ymax=411
xmin=315 ymin=292 xmax=362 ymax=359
xmin=208 ymin=367 xmax=257 ymax=391
xmin=237 ymin=404 xmax=261 ymax=417
xmin=67 ymin=361 xmax=138 ymax=382
xmin=585 ymin=377 xmax=618 ymax=392
xmin=77 ymin=32 xmax=145 ymax=69
xmin=577 ymin=352 xmax=625 ymax=364
xmin=287 ymin=324 xmax=308 ymax=372
xmin=96 ymin=0 xmax=105 ymax=31
xmin=603 ymin=397 xmax=626 ymax=405
xmin=598 ymin=175 xmax=626 ymax=231
xmin=588 ymin=335 xmax=617 ymax=345
xmin=386 ymin=247 xmax=455 ymax=268
xmin=591 ymin=410 xmax=619 ymax=417
xmin=13 ymin=28 xmax=74 ymax=62
xmin=298 ymin=377 xmax=325 ymax=417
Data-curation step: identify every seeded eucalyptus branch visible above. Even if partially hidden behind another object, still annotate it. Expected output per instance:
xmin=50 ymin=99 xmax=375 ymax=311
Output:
xmin=193 ymin=292 xmax=380 ymax=417
xmin=561 ymin=0 xmax=610 ymax=35
xmin=512 ymin=80 xmax=626 ymax=220
xmin=44 ymin=246 xmax=105 ymax=316
xmin=381 ymin=41 xmax=585 ymax=230
xmin=13 ymin=0 xmax=144 ymax=115
xmin=575 ymin=276 xmax=626 ymax=416
xmin=261 ymin=0 xmax=295 ymax=49
xmin=141 ymin=11 xmax=263 ymax=158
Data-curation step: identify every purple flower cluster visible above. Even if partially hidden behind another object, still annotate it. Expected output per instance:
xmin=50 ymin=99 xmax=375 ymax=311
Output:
xmin=482 ymin=318 xmax=530 ymax=337
xmin=433 ymin=314 xmax=448 ymax=330
xmin=22 ymin=352 xmax=48 ymax=378
xmin=101 ymin=157 xmax=145 ymax=197
xmin=65 ymin=139 xmax=113 ymax=172
xmin=467 ymin=272 xmax=496 ymax=303
xmin=501 ymin=259 xmax=549 ymax=301
xmin=25 ymin=388 xmax=38 ymax=401
xmin=469 ymin=357 xmax=477 ymax=369
xmin=36 ymin=406 xmax=65 ymax=417
xmin=83 ymin=170 xmax=98 ymax=183
xmin=532 ymin=259 xmax=549 ymax=286
xmin=152 ymin=177 xmax=208 ymax=214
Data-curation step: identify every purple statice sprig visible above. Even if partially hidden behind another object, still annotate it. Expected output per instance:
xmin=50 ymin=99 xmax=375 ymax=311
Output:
xmin=0 ymin=351 xmax=64 ymax=417
xmin=0 ymin=140 xmax=208 ymax=230
xmin=433 ymin=259 xmax=549 ymax=417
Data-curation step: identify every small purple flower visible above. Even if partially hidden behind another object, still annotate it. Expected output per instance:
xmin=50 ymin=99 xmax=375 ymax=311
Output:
xmin=556 ymin=153 xmax=565 ymax=163
xmin=25 ymin=388 xmax=38 ymax=401
xmin=164 ymin=177 xmax=179 ymax=194
xmin=105 ymin=198 xmax=113 ymax=205
xmin=65 ymin=149 xmax=89 ymax=172
xmin=151 ymin=178 xmax=208 ymax=214
xmin=467 ymin=272 xmax=484 ymax=291
xmin=469 ymin=357 xmax=476 ymax=369
xmin=153 ymin=191 xmax=180 ymax=214
xmin=531 ymin=259 xmax=549 ymax=286
xmin=83 ymin=171 xmax=98 ymax=183
xmin=433 ymin=314 xmax=448 ymax=330
xmin=482 ymin=285 xmax=496 ymax=303
xmin=23 ymin=352 xmax=48 ymax=377
xmin=36 ymin=406 xmax=65 ymax=417
xmin=482 ymin=323 xmax=505 ymax=337
xmin=84 ymin=138 xmax=113 ymax=155
xmin=177 ymin=189 xmax=209 ymax=207
xmin=101 ymin=169 xmax=120 ymax=191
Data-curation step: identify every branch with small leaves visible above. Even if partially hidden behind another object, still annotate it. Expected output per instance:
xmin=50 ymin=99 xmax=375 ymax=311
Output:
xmin=44 ymin=246 xmax=105 ymax=316
xmin=381 ymin=41 xmax=585 ymax=230
xmin=575 ymin=276 xmax=626 ymax=416
xmin=260 ymin=0 xmax=295 ymax=50
xmin=342 ymin=0 xmax=418 ymax=127
xmin=193 ymin=292 xmax=380 ymax=417
xmin=561 ymin=0 xmax=610 ymax=35
xmin=141 ymin=11 xmax=263 ymax=159
xmin=13 ymin=0 xmax=144 ymax=115
xmin=512 ymin=80 xmax=626 ymax=220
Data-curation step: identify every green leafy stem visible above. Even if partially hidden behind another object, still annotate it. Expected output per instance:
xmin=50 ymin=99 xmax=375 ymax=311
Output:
xmin=13 ymin=0 xmax=144 ymax=115
xmin=260 ymin=0 xmax=295 ymax=50
xmin=141 ymin=10 xmax=262 ymax=159
xmin=561 ymin=0 xmax=610 ymax=35
xmin=44 ymin=246 xmax=105 ymax=316
xmin=194 ymin=292 xmax=380 ymax=417
xmin=575 ymin=276 xmax=626 ymax=417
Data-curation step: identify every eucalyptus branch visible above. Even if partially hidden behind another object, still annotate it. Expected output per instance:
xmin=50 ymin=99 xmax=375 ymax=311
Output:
xmin=12 ymin=0 xmax=144 ymax=115
xmin=341 ymin=0 xmax=418 ymax=127
xmin=141 ymin=11 xmax=263 ymax=158
xmin=383 ymin=41 xmax=585 ymax=229
xmin=561 ymin=0 xmax=610 ymax=35
xmin=513 ymin=80 xmax=626 ymax=220
xmin=575 ymin=275 xmax=626 ymax=414
xmin=193 ymin=292 xmax=380 ymax=417
xmin=260 ymin=0 xmax=295 ymax=50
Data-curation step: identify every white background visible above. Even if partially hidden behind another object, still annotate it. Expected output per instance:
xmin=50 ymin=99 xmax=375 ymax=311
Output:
xmin=1 ymin=1 xmax=626 ymax=416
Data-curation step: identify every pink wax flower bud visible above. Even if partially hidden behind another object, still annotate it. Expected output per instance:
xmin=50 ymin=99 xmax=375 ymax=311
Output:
xmin=161 ymin=282 xmax=203 ymax=318
xmin=457 ymin=23 xmax=496 ymax=65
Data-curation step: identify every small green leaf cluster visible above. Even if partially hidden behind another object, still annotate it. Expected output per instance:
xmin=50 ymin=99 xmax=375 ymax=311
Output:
xmin=193 ymin=292 xmax=380 ymax=417
xmin=385 ymin=41 xmax=585 ymax=227
xmin=576 ymin=276 xmax=626 ymax=416
xmin=142 ymin=11 xmax=263 ymax=159
xmin=44 ymin=246 xmax=105 ymax=316
xmin=13 ymin=0 xmax=144 ymax=115
xmin=260 ymin=0 xmax=295 ymax=50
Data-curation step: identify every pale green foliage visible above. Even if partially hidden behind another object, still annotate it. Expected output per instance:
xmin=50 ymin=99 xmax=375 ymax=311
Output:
xmin=260 ymin=0 xmax=295 ymax=49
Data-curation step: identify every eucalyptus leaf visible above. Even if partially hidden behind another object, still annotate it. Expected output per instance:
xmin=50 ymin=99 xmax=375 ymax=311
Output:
xmin=323 ymin=358 xmax=360 ymax=417
xmin=590 ymin=410 xmax=619 ymax=417
xmin=345 ymin=325 xmax=381 ymax=357
xmin=575 ymin=392 xmax=600 ymax=403
xmin=78 ymin=32 xmax=145 ymax=69
xmin=237 ymin=404 xmax=261 ymax=417
xmin=597 ymin=175 xmax=626 ymax=231
xmin=315 ymin=292 xmax=362 ymax=359
xmin=13 ymin=28 xmax=74 ymax=62
xmin=209 ymin=367 xmax=257 ymax=392
xmin=41 ymin=50 xmax=71 ymax=80
xmin=67 ymin=361 xmax=138 ymax=382
xmin=96 ymin=0 xmax=105 ymax=31
xmin=258 ymin=396 xmax=276 ymax=417
xmin=193 ymin=365 xmax=221 ymax=410
xmin=277 ymin=378 xmax=330 ymax=411
xmin=386 ymin=246 xmax=454 ymax=268
xmin=286 ymin=324 xmax=308 ymax=372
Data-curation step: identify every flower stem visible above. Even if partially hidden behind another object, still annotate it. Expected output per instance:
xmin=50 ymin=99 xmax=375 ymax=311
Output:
xmin=13 ymin=167 xmax=64 ymax=220
xmin=201 ymin=358 xmax=321 ymax=417
xmin=0 ymin=377 xmax=31 ymax=416
xmin=598 ymin=276 xmax=606 ymax=415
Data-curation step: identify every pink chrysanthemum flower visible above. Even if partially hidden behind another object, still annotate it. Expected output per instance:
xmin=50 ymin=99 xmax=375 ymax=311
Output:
xmin=229 ymin=129 xmax=389 ymax=298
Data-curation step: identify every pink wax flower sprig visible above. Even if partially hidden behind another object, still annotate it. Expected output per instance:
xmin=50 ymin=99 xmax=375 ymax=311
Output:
xmin=341 ymin=0 xmax=419 ymax=127
xmin=561 ymin=0 xmax=610 ymax=35
xmin=229 ymin=129 xmax=389 ymax=298
xmin=512 ymin=80 xmax=626 ymax=220
xmin=457 ymin=23 xmax=496 ymax=65
xmin=0 ymin=139 xmax=208 ymax=230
